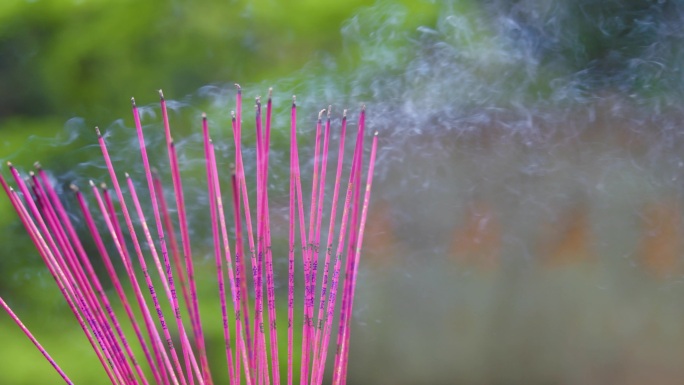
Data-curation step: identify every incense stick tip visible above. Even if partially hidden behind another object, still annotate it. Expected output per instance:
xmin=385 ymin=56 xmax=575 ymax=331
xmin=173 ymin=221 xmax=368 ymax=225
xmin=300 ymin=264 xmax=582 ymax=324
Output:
xmin=124 ymin=172 xmax=130 ymax=179
xmin=88 ymin=180 xmax=95 ymax=187
xmin=70 ymin=184 xmax=79 ymax=192
xmin=361 ymin=104 xmax=366 ymax=111
xmin=202 ymin=112 xmax=207 ymax=119
xmin=268 ymin=87 xmax=273 ymax=98
xmin=235 ymin=83 xmax=241 ymax=92
xmin=159 ymin=89 xmax=165 ymax=99
xmin=231 ymin=111 xmax=236 ymax=119
xmin=95 ymin=126 xmax=102 ymax=136
xmin=318 ymin=109 xmax=326 ymax=120
xmin=131 ymin=97 xmax=136 ymax=107
xmin=327 ymin=105 xmax=332 ymax=118
xmin=33 ymin=161 xmax=42 ymax=169
xmin=100 ymin=182 xmax=107 ymax=190
xmin=6 ymin=161 xmax=12 ymax=167
xmin=374 ymin=131 xmax=379 ymax=136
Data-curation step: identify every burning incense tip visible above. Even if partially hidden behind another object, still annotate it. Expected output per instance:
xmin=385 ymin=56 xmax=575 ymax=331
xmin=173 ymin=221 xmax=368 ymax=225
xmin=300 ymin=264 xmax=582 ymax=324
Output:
xmin=327 ymin=105 xmax=332 ymax=118
xmin=362 ymin=104 xmax=366 ymax=111
xmin=6 ymin=161 xmax=13 ymax=167
xmin=100 ymin=183 xmax=106 ymax=189
xmin=88 ymin=180 xmax=95 ymax=187
xmin=256 ymin=96 xmax=261 ymax=105
xmin=374 ymin=131 xmax=379 ymax=136
xmin=202 ymin=112 xmax=207 ymax=119
xmin=95 ymin=127 xmax=102 ymax=137
xmin=230 ymin=163 xmax=236 ymax=175
xmin=69 ymin=184 xmax=79 ymax=192
xmin=124 ymin=172 xmax=130 ymax=179
xmin=33 ymin=162 xmax=42 ymax=169
xmin=159 ymin=89 xmax=165 ymax=100
xmin=343 ymin=109 xmax=348 ymax=118
xmin=268 ymin=87 xmax=273 ymax=98
xmin=234 ymin=83 xmax=241 ymax=92
xmin=28 ymin=171 xmax=35 ymax=177
xmin=131 ymin=97 xmax=136 ymax=107
xmin=231 ymin=111 xmax=236 ymax=119
xmin=318 ymin=109 xmax=326 ymax=120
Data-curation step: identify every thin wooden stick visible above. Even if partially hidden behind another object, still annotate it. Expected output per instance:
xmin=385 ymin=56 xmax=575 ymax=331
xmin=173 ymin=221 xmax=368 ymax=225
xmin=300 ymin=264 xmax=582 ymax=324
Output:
xmin=0 ymin=295 xmax=75 ymax=385
xmin=160 ymin=91 xmax=209 ymax=380
xmin=96 ymin=127 xmax=188 ymax=385
xmin=74 ymin=183 xmax=165 ymax=385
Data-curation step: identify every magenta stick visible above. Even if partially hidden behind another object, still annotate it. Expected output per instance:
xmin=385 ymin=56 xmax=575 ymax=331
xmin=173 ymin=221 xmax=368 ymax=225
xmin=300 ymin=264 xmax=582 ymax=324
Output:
xmin=201 ymin=116 xmax=237 ymax=385
xmin=35 ymin=171 xmax=145 ymax=384
xmin=258 ymin=90 xmax=281 ymax=385
xmin=41 ymin=176 xmax=146 ymax=385
xmin=125 ymin=174 xmax=204 ymax=385
xmin=291 ymin=101 xmax=311 ymax=384
xmin=4 ymin=176 xmax=122 ymax=385
xmin=207 ymin=137 xmax=253 ymax=385
xmin=96 ymin=128 xmax=188 ymax=385
xmin=10 ymin=169 xmax=126 ymax=384
xmin=300 ymin=110 xmax=325 ymax=385
xmin=313 ymin=119 xmax=360 ymax=385
xmin=287 ymin=96 xmax=297 ymax=385
xmin=160 ymin=91 xmax=209 ymax=381
xmin=231 ymin=167 xmax=252 ymax=385
xmin=97 ymin=184 xmax=178 ymax=385
xmin=231 ymin=105 xmax=261 ymax=379
xmin=253 ymin=98 xmax=269 ymax=385
xmin=152 ymin=172 xmax=195 ymax=344
xmin=332 ymin=132 xmax=377 ymax=385
xmin=208 ymin=141 xmax=254 ymax=385
xmin=310 ymin=111 xmax=348 ymax=383
xmin=31 ymin=173 xmax=136 ymax=384
xmin=131 ymin=100 xmax=202 ymax=385
xmin=0 ymin=295 xmax=75 ymax=384
xmin=74 ymin=184 xmax=165 ymax=385
xmin=331 ymin=106 xmax=366 ymax=385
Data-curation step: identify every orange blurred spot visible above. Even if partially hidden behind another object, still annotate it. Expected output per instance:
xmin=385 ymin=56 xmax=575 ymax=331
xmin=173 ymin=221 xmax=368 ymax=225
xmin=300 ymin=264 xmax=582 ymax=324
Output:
xmin=449 ymin=201 xmax=501 ymax=270
xmin=638 ymin=198 xmax=682 ymax=278
xmin=363 ymin=200 xmax=398 ymax=266
xmin=540 ymin=204 xmax=594 ymax=268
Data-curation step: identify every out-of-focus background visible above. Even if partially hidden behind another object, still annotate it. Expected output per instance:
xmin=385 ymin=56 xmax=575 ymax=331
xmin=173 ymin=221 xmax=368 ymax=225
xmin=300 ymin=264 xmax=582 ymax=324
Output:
xmin=4 ymin=0 xmax=684 ymax=384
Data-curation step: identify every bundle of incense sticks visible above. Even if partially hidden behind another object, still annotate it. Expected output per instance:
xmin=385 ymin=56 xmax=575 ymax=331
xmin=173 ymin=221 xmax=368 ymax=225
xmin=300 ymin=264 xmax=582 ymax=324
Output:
xmin=0 ymin=85 xmax=378 ymax=385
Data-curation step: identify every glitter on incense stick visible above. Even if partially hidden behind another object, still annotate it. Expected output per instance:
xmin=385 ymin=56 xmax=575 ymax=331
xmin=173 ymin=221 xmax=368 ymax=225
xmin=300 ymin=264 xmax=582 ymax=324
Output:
xmin=0 ymin=87 xmax=377 ymax=385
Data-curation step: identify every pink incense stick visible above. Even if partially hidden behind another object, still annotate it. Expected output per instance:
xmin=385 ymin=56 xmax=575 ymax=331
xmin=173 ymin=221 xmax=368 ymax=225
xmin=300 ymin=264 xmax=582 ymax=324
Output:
xmin=28 ymin=173 xmax=132 ymax=383
xmin=1 ymin=90 xmax=378 ymax=385
xmin=300 ymin=109 xmax=325 ymax=385
xmin=0 ymin=295 xmax=74 ymax=385
xmin=131 ymin=99 xmax=203 ymax=385
xmin=253 ymin=97 xmax=268 ymax=385
xmin=231 ymin=165 xmax=251 ymax=385
xmin=31 ymin=172 xmax=138 ymax=384
xmin=260 ymin=90 xmax=281 ymax=385
xmin=287 ymin=96 xmax=297 ymax=385
xmin=305 ymin=107 xmax=333 ymax=384
xmin=3 ymin=173 xmax=121 ymax=385
xmin=231 ymin=104 xmax=261 ymax=380
xmin=310 ymin=111 xmax=348 ymax=384
xmin=96 ymin=127 xmax=188 ymax=385
xmin=332 ymin=132 xmax=378 ymax=385
xmin=97 ymin=183 xmax=178 ymax=385
xmin=159 ymin=91 xmax=209 ymax=377
xmin=332 ymin=107 xmax=366 ymax=385
xmin=208 ymin=140 xmax=253 ymax=385
xmin=125 ymin=173 xmax=204 ymax=384
xmin=10 ymin=169 xmax=126 ymax=384
xmin=73 ymin=184 xmax=165 ymax=385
